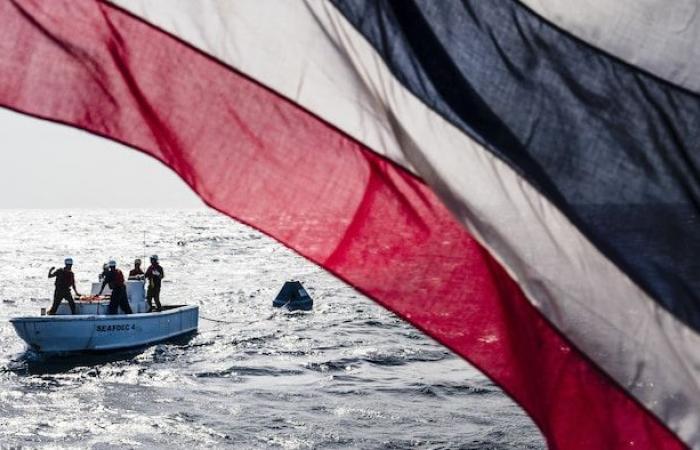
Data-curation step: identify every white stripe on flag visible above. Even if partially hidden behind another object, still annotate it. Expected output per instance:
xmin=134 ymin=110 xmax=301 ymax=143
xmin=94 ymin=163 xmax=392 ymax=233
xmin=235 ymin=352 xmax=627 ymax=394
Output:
xmin=109 ymin=0 xmax=700 ymax=444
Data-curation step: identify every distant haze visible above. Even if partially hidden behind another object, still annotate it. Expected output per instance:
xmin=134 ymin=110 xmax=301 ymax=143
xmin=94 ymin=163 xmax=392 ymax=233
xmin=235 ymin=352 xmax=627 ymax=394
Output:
xmin=0 ymin=109 xmax=203 ymax=209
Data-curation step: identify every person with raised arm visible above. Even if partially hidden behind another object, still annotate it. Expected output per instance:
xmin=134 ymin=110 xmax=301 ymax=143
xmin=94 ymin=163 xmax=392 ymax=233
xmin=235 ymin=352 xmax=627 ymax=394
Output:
xmin=47 ymin=257 xmax=81 ymax=315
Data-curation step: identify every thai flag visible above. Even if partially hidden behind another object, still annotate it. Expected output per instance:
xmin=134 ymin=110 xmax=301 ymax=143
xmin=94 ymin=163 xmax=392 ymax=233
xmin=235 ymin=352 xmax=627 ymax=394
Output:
xmin=1 ymin=1 xmax=698 ymax=448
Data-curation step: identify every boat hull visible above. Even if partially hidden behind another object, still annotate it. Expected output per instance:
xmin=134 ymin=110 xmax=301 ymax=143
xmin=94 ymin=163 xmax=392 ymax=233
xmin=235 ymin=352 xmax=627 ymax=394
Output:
xmin=10 ymin=306 xmax=198 ymax=353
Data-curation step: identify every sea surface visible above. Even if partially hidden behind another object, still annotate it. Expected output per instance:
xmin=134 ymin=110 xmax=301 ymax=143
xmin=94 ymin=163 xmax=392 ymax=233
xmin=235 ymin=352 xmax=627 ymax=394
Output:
xmin=0 ymin=210 xmax=543 ymax=449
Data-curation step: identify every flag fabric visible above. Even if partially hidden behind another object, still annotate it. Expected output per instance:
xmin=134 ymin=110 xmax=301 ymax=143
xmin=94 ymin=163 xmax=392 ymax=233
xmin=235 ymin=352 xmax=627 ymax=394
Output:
xmin=1 ymin=1 xmax=698 ymax=448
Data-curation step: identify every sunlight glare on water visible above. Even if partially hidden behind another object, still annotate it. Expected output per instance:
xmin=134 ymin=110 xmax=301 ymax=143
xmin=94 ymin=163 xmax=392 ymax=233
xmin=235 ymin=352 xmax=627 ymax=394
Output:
xmin=0 ymin=209 xmax=543 ymax=449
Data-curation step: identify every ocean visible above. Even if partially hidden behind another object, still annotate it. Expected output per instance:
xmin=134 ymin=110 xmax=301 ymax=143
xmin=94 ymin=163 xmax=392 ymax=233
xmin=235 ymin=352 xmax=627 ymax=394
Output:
xmin=0 ymin=209 xmax=543 ymax=449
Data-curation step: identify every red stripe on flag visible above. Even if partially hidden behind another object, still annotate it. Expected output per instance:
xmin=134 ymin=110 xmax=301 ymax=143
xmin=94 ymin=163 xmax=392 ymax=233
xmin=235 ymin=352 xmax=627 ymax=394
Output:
xmin=0 ymin=1 xmax=685 ymax=448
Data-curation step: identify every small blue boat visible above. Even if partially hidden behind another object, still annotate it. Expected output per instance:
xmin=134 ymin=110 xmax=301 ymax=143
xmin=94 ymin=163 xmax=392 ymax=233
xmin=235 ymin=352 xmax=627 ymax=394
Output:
xmin=272 ymin=281 xmax=313 ymax=311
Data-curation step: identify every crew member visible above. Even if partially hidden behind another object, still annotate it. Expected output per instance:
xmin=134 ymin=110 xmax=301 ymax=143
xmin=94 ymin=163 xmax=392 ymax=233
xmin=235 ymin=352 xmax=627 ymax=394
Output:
xmin=129 ymin=258 xmax=144 ymax=279
xmin=48 ymin=257 xmax=81 ymax=315
xmin=145 ymin=254 xmax=164 ymax=312
xmin=97 ymin=260 xmax=133 ymax=315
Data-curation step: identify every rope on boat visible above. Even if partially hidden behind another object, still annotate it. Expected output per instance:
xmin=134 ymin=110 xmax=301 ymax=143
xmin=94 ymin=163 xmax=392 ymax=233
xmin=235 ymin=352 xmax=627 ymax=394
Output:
xmin=199 ymin=315 xmax=239 ymax=324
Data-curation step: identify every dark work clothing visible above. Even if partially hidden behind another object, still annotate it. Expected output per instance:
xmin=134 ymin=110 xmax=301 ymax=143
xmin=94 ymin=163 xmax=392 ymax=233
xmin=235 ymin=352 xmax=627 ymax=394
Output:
xmin=128 ymin=267 xmax=144 ymax=278
xmin=49 ymin=268 xmax=74 ymax=291
xmin=49 ymin=289 xmax=76 ymax=315
xmin=48 ymin=267 xmax=76 ymax=315
xmin=147 ymin=284 xmax=162 ymax=312
xmin=145 ymin=264 xmax=164 ymax=288
xmin=108 ymin=285 xmax=132 ymax=315
xmin=145 ymin=263 xmax=164 ymax=312
xmin=100 ymin=269 xmax=131 ymax=314
xmin=102 ymin=268 xmax=126 ymax=290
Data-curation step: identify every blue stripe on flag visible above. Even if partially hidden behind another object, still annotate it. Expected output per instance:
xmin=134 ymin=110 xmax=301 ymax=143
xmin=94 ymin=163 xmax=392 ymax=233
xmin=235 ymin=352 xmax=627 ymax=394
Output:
xmin=330 ymin=0 xmax=700 ymax=332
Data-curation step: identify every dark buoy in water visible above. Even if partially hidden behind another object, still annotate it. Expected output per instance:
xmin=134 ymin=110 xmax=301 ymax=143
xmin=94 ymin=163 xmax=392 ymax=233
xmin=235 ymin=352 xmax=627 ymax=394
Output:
xmin=273 ymin=281 xmax=313 ymax=311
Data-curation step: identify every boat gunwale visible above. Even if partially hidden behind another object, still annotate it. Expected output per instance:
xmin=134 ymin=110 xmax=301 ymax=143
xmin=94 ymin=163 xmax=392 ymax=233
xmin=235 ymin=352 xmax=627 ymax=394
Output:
xmin=9 ymin=305 xmax=198 ymax=323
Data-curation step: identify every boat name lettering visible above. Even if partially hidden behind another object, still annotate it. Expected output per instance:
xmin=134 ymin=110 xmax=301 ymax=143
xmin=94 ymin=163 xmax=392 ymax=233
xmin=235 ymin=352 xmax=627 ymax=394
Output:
xmin=96 ymin=324 xmax=136 ymax=332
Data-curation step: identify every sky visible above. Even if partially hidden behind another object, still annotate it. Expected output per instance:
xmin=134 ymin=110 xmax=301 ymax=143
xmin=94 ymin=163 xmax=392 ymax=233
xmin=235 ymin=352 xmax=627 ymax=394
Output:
xmin=0 ymin=109 xmax=203 ymax=208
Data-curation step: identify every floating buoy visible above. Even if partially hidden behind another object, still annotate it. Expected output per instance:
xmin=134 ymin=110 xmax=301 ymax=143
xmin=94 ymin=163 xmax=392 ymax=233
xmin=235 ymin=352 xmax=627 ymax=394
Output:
xmin=272 ymin=281 xmax=313 ymax=311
